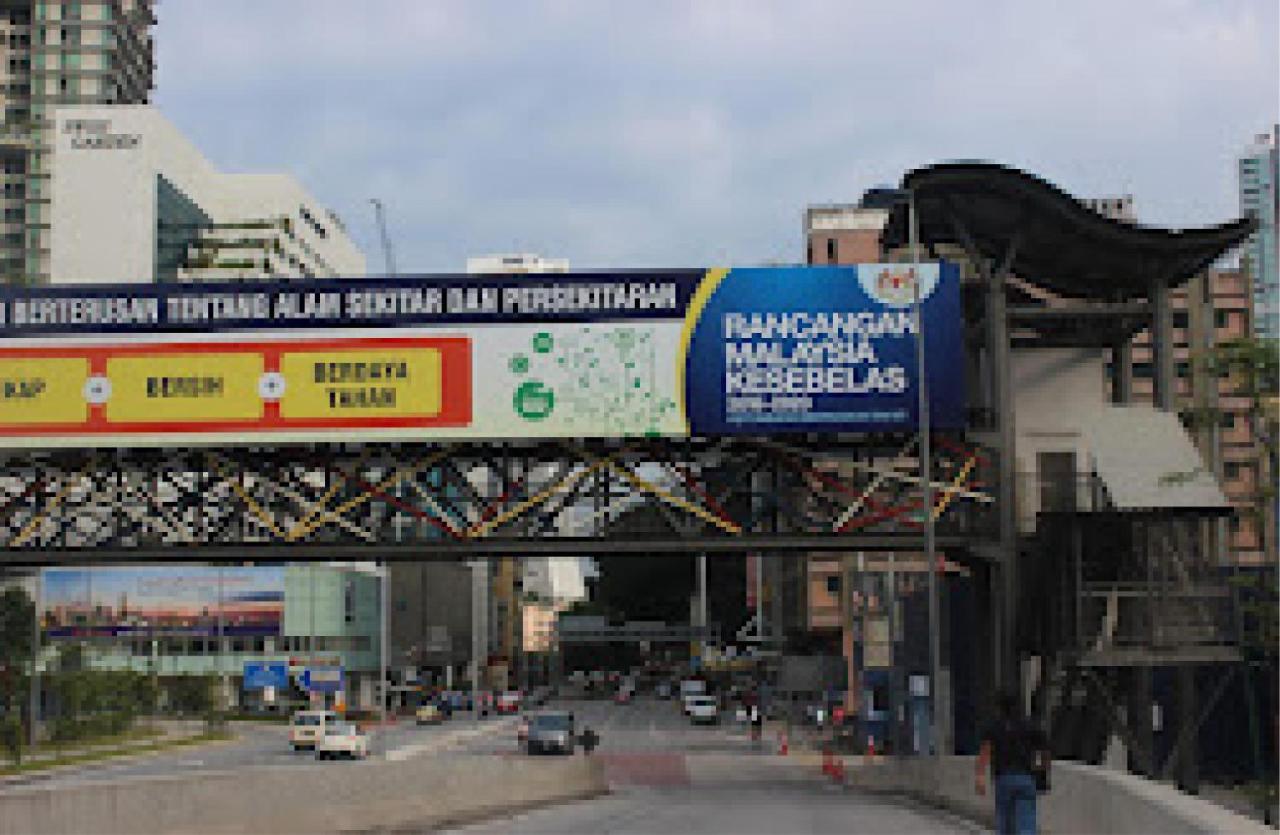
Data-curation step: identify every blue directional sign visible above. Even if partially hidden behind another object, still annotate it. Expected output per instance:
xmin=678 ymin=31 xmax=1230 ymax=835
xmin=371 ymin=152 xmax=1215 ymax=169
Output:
xmin=242 ymin=662 xmax=288 ymax=690
xmin=302 ymin=666 xmax=344 ymax=693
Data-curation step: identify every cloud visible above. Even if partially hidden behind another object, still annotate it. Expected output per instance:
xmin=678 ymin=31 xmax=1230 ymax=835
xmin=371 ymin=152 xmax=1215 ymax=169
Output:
xmin=153 ymin=0 xmax=1279 ymax=272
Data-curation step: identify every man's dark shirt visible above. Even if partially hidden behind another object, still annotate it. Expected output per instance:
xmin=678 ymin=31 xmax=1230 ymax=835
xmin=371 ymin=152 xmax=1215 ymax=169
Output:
xmin=981 ymin=716 xmax=1048 ymax=776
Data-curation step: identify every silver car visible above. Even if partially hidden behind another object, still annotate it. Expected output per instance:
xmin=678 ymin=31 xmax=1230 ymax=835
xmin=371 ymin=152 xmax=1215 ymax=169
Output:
xmin=524 ymin=711 xmax=576 ymax=755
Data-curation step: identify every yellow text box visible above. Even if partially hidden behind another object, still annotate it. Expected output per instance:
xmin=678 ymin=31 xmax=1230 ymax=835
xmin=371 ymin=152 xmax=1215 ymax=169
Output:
xmin=0 ymin=357 xmax=89 ymax=425
xmin=280 ymin=349 xmax=442 ymax=419
xmin=106 ymin=354 xmax=264 ymax=423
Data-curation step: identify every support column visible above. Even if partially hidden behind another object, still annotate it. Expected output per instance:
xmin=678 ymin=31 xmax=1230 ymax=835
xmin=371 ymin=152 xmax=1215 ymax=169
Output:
xmin=1152 ymin=280 xmax=1176 ymax=410
xmin=1112 ymin=340 xmax=1134 ymax=405
xmin=1175 ymin=665 xmax=1200 ymax=793
xmin=1129 ymin=666 xmax=1155 ymax=777
xmin=769 ymin=554 xmax=784 ymax=649
xmin=841 ymin=553 xmax=858 ymax=717
xmin=986 ymin=265 xmax=1017 ymax=689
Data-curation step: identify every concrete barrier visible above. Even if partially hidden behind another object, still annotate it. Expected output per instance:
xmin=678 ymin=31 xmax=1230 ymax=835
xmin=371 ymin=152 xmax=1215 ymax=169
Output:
xmin=842 ymin=755 xmax=1272 ymax=834
xmin=0 ymin=753 xmax=608 ymax=834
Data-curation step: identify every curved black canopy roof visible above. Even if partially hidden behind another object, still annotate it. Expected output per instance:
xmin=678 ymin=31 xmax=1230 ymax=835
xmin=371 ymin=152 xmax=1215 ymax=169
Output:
xmin=881 ymin=162 xmax=1256 ymax=301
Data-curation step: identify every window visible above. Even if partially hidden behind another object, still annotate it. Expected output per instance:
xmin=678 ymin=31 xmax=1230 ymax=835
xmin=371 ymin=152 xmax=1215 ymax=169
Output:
xmin=1215 ymin=310 xmax=1230 ymax=329
xmin=1224 ymin=462 xmax=1242 ymax=480
xmin=826 ymin=237 xmax=836 ymax=261
xmin=1172 ymin=311 xmax=1189 ymax=329
xmin=806 ymin=241 xmax=813 ymax=264
xmin=826 ymin=575 xmax=840 ymax=595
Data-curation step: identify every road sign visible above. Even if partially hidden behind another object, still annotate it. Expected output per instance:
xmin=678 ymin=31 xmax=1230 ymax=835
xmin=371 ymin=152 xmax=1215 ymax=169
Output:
xmin=242 ymin=662 xmax=288 ymax=690
xmin=302 ymin=666 xmax=344 ymax=693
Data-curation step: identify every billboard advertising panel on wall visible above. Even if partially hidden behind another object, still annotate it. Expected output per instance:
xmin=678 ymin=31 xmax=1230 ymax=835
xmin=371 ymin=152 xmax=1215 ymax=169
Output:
xmin=0 ymin=266 xmax=963 ymax=448
xmin=40 ymin=566 xmax=284 ymax=639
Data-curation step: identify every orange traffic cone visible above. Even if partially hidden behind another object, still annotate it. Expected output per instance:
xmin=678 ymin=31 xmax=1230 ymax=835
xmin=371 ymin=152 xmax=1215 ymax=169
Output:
xmin=865 ymin=735 xmax=877 ymax=765
xmin=822 ymin=748 xmax=833 ymax=776
xmin=777 ymin=730 xmax=789 ymax=756
xmin=832 ymin=752 xmax=846 ymax=782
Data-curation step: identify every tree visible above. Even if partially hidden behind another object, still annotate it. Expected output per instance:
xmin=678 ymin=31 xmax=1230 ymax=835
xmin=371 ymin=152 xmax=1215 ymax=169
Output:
xmin=0 ymin=586 xmax=34 ymax=684
xmin=1196 ymin=335 xmax=1279 ymax=810
xmin=0 ymin=586 xmax=34 ymax=763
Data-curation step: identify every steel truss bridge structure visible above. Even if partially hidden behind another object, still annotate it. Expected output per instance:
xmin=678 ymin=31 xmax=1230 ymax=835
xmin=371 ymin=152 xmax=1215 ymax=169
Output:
xmin=0 ymin=435 xmax=996 ymax=565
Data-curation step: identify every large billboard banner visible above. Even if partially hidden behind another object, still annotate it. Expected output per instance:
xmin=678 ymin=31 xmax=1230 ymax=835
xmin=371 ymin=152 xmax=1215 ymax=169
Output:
xmin=0 ymin=266 xmax=963 ymax=448
xmin=41 ymin=566 xmax=284 ymax=639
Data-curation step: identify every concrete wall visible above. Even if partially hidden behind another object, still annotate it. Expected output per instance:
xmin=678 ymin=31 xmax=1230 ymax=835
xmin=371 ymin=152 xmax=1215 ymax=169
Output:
xmin=1011 ymin=347 xmax=1109 ymax=531
xmin=842 ymin=755 xmax=1270 ymax=834
xmin=0 ymin=753 xmax=606 ymax=835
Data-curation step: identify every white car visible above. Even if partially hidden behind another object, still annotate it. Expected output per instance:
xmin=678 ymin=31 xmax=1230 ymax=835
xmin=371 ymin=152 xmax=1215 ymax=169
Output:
xmin=687 ymin=695 xmax=719 ymax=725
xmin=316 ymin=723 xmax=370 ymax=760
xmin=289 ymin=710 xmax=338 ymax=751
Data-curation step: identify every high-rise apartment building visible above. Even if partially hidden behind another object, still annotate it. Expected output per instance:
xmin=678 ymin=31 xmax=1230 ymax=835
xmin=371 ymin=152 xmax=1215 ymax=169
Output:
xmin=1239 ymin=126 xmax=1279 ymax=340
xmin=0 ymin=0 xmax=157 ymax=284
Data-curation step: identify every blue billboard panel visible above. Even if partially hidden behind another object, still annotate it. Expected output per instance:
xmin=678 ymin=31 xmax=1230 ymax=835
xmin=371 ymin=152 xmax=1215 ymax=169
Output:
xmin=683 ymin=264 xmax=964 ymax=434
xmin=243 ymin=662 xmax=288 ymax=690
xmin=302 ymin=667 xmax=344 ymax=693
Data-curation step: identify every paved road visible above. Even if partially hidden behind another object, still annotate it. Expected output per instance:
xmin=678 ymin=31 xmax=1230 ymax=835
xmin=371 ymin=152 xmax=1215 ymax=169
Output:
xmin=445 ymin=697 xmax=979 ymax=834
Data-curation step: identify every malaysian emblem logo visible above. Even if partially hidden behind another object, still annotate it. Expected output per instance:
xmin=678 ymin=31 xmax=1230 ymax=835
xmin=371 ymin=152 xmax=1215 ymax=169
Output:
xmin=857 ymin=264 xmax=939 ymax=308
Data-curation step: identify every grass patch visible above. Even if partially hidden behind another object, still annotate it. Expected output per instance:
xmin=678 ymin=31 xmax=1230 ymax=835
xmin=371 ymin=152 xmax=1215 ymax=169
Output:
xmin=38 ymin=726 xmax=164 ymax=755
xmin=0 ymin=731 xmax=233 ymax=777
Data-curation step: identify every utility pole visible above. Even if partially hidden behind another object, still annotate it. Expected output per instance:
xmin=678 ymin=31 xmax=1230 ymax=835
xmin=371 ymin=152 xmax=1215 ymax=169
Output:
xmin=369 ymin=199 xmax=397 ymax=277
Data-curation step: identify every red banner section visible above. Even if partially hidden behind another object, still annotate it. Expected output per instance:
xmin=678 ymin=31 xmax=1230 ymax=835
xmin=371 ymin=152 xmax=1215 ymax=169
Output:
xmin=0 ymin=336 xmax=472 ymax=437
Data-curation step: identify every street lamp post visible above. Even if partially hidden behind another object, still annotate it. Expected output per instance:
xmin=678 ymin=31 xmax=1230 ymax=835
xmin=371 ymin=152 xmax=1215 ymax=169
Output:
xmin=906 ymin=191 xmax=944 ymax=763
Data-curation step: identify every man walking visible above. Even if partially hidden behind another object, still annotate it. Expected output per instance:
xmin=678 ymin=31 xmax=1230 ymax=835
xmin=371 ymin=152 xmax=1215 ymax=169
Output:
xmin=976 ymin=690 xmax=1051 ymax=834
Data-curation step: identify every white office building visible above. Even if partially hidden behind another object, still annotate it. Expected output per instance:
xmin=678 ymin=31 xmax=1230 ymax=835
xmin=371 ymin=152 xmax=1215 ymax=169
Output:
xmin=49 ymin=105 xmax=365 ymax=285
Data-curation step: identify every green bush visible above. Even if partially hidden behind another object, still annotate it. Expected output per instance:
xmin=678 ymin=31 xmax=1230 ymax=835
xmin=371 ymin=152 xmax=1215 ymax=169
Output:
xmin=44 ymin=668 xmax=155 ymax=744
xmin=0 ymin=714 xmax=22 ymax=764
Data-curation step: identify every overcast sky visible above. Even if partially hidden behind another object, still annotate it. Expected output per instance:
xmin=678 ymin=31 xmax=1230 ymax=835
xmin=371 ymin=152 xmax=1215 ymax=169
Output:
xmin=153 ymin=1 xmax=1278 ymax=274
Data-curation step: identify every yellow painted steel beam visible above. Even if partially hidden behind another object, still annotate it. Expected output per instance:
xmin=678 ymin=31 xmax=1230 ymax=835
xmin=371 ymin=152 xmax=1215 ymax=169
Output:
xmin=284 ymin=449 xmax=372 ymax=541
xmin=287 ymin=447 xmax=455 ymax=541
xmin=600 ymin=457 xmax=743 ymax=535
xmin=931 ymin=454 xmax=979 ymax=521
xmin=11 ymin=468 xmax=86 ymax=547
xmin=207 ymin=454 xmax=290 ymax=540
xmin=468 ymin=456 xmax=613 ymax=539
